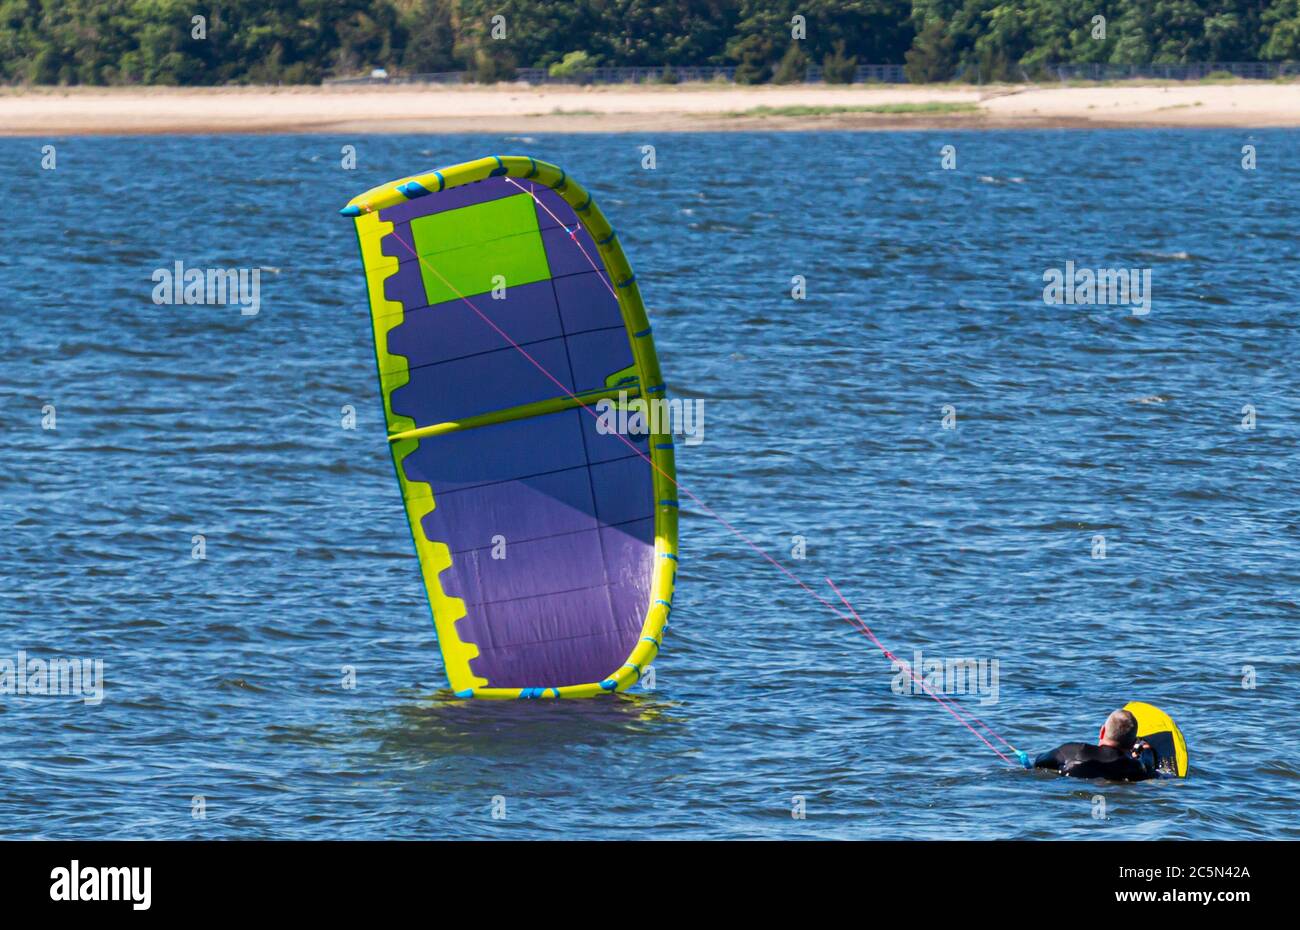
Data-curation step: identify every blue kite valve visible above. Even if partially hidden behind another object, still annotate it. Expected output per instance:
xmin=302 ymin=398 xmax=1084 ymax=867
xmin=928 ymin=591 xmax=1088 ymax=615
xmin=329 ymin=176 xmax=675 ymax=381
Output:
xmin=1015 ymin=750 xmax=1032 ymax=769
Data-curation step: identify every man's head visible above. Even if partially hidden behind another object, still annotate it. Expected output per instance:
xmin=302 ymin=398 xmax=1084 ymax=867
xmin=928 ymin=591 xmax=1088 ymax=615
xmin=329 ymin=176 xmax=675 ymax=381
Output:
xmin=1098 ymin=709 xmax=1139 ymax=748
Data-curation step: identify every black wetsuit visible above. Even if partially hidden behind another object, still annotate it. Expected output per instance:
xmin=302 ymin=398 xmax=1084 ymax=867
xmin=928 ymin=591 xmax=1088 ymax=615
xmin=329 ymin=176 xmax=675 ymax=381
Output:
xmin=1033 ymin=743 xmax=1156 ymax=781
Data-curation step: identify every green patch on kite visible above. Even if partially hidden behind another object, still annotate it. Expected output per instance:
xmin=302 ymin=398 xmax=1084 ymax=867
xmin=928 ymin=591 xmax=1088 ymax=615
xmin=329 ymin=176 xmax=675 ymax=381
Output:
xmin=410 ymin=192 xmax=552 ymax=304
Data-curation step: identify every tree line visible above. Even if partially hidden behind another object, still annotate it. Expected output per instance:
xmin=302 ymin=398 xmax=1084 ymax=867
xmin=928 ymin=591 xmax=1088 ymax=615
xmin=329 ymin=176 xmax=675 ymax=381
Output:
xmin=4 ymin=0 xmax=1299 ymax=86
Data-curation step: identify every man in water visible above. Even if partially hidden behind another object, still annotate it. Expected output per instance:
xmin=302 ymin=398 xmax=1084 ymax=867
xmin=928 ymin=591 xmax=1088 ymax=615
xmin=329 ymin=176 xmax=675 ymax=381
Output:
xmin=1031 ymin=708 xmax=1157 ymax=781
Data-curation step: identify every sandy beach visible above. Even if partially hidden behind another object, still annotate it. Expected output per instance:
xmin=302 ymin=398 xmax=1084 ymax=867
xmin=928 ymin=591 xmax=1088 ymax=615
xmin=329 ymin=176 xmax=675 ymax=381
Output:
xmin=4 ymin=81 xmax=1300 ymax=135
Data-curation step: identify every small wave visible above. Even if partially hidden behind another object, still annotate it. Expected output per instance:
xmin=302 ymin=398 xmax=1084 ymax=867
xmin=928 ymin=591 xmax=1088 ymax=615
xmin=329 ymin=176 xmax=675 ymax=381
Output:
xmin=978 ymin=175 xmax=1026 ymax=185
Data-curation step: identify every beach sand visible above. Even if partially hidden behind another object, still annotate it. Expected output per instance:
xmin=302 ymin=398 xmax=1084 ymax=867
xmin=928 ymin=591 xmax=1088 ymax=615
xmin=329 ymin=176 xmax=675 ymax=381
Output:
xmin=4 ymin=81 xmax=1300 ymax=135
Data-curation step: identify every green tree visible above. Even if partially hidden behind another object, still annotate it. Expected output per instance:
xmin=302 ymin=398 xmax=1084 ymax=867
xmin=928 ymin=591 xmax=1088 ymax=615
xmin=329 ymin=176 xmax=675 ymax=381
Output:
xmin=802 ymin=0 xmax=915 ymax=64
xmin=2 ymin=0 xmax=1298 ymax=88
xmin=904 ymin=17 xmax=956 ymax=82
xmin=822 ymin=39 xmax=858 ymax=81
xmin=397 ymin=0 xmax=459 ymax=74
xmin=771 ymin=40 xmax=808 ymax=82
xmin=726 ymin=0 xmax=793 ymax=82
xmin=549 ymin=49 xmax=595 ymax=78
xmin=1262 ymin=0 xmax=1300 ymax=60
xmin=729 ymin=32 xmax=775 ymax=82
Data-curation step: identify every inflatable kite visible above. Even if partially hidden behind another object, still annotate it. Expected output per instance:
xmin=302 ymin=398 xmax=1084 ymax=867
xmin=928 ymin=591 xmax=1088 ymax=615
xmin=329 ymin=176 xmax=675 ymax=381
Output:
xmin=341 ymin=156 xmax=677 ymax=698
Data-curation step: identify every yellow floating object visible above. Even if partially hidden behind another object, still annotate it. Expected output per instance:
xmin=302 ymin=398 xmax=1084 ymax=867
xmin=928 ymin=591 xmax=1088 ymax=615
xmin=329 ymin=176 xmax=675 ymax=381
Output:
xmin=1124 ymin=701 xmax=1189 ymax=777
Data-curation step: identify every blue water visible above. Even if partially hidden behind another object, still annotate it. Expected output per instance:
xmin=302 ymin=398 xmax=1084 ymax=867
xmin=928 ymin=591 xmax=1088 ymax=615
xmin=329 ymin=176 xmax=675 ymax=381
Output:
xmin=1 ymin=131 xmax=1297 ymax=839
